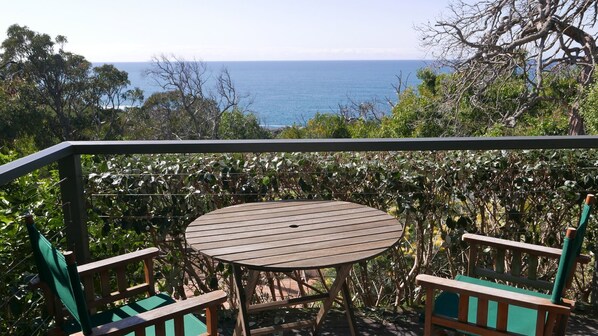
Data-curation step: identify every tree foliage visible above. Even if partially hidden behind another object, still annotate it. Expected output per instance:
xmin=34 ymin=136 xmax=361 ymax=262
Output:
xmin=376 ymin=66 xmax=573 ymax=138
xmin=275 ymin=66 xmax=579 ymax=139
xmin=218 ymin=109 xmax=271 ymax=139
xmin=0 ymin=151 xmax=63 ymax=335
xmin=0 ymin=25 xmax=142 ymax=147
xmin=0 ymin=26 xmax=270 ymax=148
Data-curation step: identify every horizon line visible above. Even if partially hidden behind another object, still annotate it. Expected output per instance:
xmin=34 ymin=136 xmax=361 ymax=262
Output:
xmin=90 ymin=58 xmax=438 ymax=63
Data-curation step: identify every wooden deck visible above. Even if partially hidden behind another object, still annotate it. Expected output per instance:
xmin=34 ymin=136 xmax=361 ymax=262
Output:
xmin=213 ymin=307 xmax=598 ymax=335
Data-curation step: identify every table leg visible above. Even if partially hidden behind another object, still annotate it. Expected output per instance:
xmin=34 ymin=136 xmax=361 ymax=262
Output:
xmin=313 ymin=264 xmax=353 ymax=335
xmin=233 ymin=265 xmax=260 ymax=336
xmin=341 ymin=281 xmax=358 ymax=336
xmin=247 ymin=270 xmax=260 ymax=294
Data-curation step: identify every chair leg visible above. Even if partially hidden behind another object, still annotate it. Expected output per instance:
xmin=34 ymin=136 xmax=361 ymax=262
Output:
xmin=555 ymin=314 xmax=569 ymax=336
xmin=206 ymin=305 xmax=218 ymax=336
xmin=424 ymin=287 xmax=434 ymax=336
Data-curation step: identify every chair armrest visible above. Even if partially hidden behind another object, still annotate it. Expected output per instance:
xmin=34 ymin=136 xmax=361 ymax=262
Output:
xmin=73 ymin=290 xmax=227 ymax=336
xmin=462 ymin=233 xmax=591 ymax=264
xmin=416 ymin=274 xmax=570 ymax=314
xmin=77 ymin=247 xmax=161 ymax=276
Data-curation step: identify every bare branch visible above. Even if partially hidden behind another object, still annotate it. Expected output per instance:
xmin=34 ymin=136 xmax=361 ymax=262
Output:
xmin=418 ymin=0 xmax=598 ymax=133
xmin=145 ymin=55 xmax=251 ymax=139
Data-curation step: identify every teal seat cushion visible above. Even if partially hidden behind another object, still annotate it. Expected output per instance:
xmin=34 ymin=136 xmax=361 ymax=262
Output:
xmin=63 ymin=293 xmax=207 ymax=336
xmin=433 ymin=275 xmax=551 ymax=336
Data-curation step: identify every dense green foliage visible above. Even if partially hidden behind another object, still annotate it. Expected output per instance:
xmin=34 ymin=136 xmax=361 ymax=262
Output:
xmin=80 ymin=150 xmax=598 ymax=311
xmin=0 ymin=151 xmax=63 ymax=334
xmin=277 ymin=67 xmax=583 ymax=139
xmin=581 ymin=79 xmax=598 ymax=135
xmin=0 ymin=25 xmax=144 ymax=148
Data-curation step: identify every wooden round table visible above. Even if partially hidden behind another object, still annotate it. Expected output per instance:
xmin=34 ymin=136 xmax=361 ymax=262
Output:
xmin=185 ymin=200 xmax=403 ymax=336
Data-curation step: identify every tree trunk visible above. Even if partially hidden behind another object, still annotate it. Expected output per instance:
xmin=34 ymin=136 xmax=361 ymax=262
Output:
xmin=568 ymin=104 xmax=585 ymax=135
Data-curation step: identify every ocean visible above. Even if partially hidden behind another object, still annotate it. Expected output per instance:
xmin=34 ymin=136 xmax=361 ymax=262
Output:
xmin=105 ymin=60 xmax=434 ymax=127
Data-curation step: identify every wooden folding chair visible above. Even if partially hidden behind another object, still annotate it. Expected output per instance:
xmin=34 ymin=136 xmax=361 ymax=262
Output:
xmin=26 ymin=215 xmax=226 ymax=336
xmin=417 ymin=194 xmax=595 ymax=335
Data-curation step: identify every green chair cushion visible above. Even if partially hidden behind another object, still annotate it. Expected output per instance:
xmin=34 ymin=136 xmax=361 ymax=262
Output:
xmin=63 ymin=293 xmax=207 ymax=336
xmin=433 ymin=275 xmax=550 ymax=336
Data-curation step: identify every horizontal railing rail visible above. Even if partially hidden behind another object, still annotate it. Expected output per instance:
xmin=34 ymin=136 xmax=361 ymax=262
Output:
xmin=0 ymin=142 xmax=73 ymax=186
xmin=4 ymin=136 xmax=598 ymax=186
xmin=69 ymin=136 xmax=598 ymax=154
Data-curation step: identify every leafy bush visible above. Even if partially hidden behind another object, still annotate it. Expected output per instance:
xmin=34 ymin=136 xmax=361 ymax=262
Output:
xmin=0 ymin=151 xmax=63 ymax=334
xmin=84 ymin=150 xmax=598 ymax=309
xmin=218 ymin=109 xmax=272 ymax=139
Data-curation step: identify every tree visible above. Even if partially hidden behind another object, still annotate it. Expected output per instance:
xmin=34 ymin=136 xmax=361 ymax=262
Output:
xmin=0 ymin=78 xmax=53 ymax=150
xmin=89 ymin=65 xmax=143 ymax=140
xmin=1 ymin=25 xmax=91 ymax=140
xmin=277 ymin=113 xmax=352 ymax=139
xmin=420 ymin=0 xmax=598 ymax=134
xmin=218 ymin=109 xmax=271 ymax=139
xmin=144 ymin=55 xmax=247 ymax=139
xmin=131 ymin=91 xmax=188 ymax=140
xmin=0 ymin=25 xmax=141 ymax=144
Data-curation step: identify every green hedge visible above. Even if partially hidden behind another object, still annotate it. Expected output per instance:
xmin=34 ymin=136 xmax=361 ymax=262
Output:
xmin=84 ymin=150 xmax=598 ymax=308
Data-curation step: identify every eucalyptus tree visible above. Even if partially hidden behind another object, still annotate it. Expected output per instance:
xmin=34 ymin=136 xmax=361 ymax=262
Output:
xmin=0 ymin=24 xmax=92 ymax=141
xmin=89 ymin=64 xmax=144 ymax=140
xmin=0 ymin=24 xmax=141 ymax=145
xmin=420 ymin=0 xmax=598 ymax=134
xmin=132 ymin=91 xmax=187 ymax=140
xmin=144 ymin=55 xmax=246 ymax=139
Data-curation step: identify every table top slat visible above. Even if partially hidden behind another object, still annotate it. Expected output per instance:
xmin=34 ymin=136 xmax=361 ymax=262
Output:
xmin=190 ymin=223 xmax=402 ymax=257
xmin=186 ymin=214 xmax=395 ymax=242
xmin=204 ymin=200 xmax=333 ymax=215
xmin=196 ymin=201 xmax=351 ymax=220
xmin=264 ymin=248 xmax=391 ymax=269
xmin=186 ymin=206 xmax=380 ymax=231
xmin=228 ymin=238 xmax=399 ymax=265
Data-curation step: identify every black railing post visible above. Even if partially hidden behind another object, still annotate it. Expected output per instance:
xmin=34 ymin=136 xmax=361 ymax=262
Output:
xmin=58 ymin=154 xmax=90 ymax=264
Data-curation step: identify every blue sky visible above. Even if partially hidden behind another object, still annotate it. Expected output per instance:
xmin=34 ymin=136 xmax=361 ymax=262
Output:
xmin=2 ymin=1 xmax=448 ymax=62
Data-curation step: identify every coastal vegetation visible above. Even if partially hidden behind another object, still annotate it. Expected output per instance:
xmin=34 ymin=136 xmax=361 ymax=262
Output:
xmin=284 ymin=0 xmax=598 ymax=139
xmin=3 ymin=3 xmax=598 ymax=149
xmin=2 ymin=1 xmax=598 ymax=332
xmin=0 ymin=25 xmax=268 ymax=154
xmin=419 ymin=0 xmax=598 ymax=135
